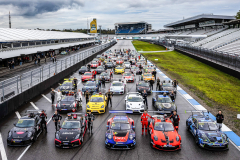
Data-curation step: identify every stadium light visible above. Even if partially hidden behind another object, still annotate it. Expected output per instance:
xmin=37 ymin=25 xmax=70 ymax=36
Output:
xmin=99 ymin=25 xmax=102 ymax=39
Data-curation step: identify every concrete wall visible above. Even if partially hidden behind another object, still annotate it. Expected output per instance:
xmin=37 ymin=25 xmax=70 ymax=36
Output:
xmin=0 ymin=42 xmax=116 ymax=120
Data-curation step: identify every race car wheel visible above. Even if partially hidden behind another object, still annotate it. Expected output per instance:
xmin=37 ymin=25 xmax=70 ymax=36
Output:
xmin=186 ymin=122 xmax=190 ymax=131
xmin=33 ymin=134 xmax=37 ymax=142
xmin=150 ymin=139 xmax=154 ymax=148
xmin=195 ymin=136 xmax=199 ymax=145
xmin=80 ymin=135 xmax=84 ymax=143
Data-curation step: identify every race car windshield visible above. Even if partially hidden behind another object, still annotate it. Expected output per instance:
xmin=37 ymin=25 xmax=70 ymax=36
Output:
xmin=124 ymin=62 xmax=130 ymax=64
xmin=112 ymin=83 xmax=122 ymax=86
xmin=116 ymin=67 xmax=123 ymax=69
xmin=144 ymin=74 xmax=152 ymax=77
xmin=198 ymin=122 xmax=218 ymax=131
xmin=62 ymin=83 xmax=72 ymax=86
xmin=92 ymin=62 xmax=98 ymax=64
xmin=84 ymin=73 xmax=92 ymax=75
xmin=123 ymin=73 xmax=132 ymax=76
xmin=80 ymin=66 xmax=87 ymax=69
xmin=111 ymin=123 xmax=130 ymax=130
xmin=138 ymin=82 xmax=149 ymax=86
xmin=61 ymin=96 xmax=75 ymax=101
xmin=61 ymin=121 xmax=80 ymax=129
xmin=90 ymin=97 xmax=104 ymax=102
xmin=97 ymin=66 xmax=104 ymax=69
xmin=157 ymin=97 xmax=172 ymax=103
xmin=163 ymin=83 xmax=173 ymax=87
xmin=107 ymin=62 xmax=112 ymax=64
xmin=127 ymin=97 xmax=142 ymax=102
xmin=154 ymin=122 xmax=174 ymax=131
xmin=101 ymin=73 xmax=108 ymax=76
xmin=16 ymin=119 xmax=34 ymax=128
xmin=85 ymin=82 xmax=95 ymax=86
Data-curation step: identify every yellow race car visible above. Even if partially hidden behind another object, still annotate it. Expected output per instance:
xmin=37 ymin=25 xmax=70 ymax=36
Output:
xmin=114 ymin=66 xmax=125 ymax=74
xmin=141 ymin=73 xmax=155 ymax=82
xmin=86 ymin=94 xmax=108 ymax=114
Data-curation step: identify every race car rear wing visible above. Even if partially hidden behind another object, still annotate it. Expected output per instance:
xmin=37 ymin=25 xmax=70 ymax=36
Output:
xmin=152 ymin=91 xmax=169 ymax=96
xmin=109 ymin=110 xmax=133 ymax=114
xmin=185 ymin=110 xmax=209 ymax=116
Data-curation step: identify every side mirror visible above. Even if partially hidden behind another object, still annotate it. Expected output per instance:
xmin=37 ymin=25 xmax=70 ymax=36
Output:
xmin=106 ymin=125 xmax=109 ymax=128
xmin=13 ymin=123 xmax=16 ymax=126
xmin=192 ymin=124 xmax=195 ymax=127
xmin=173 ymin=100 xmax=175 ymax=102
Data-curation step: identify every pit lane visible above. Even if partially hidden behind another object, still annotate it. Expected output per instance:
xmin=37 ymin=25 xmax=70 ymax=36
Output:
xmin=0 ymin=40 xmax=240 ymax=160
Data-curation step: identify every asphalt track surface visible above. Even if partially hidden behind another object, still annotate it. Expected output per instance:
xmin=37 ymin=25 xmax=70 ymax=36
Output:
xmin=0 ymin=40 xmax=240 ymax=160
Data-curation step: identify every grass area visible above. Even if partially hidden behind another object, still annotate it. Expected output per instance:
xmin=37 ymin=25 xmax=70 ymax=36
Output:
xmin=132 ymin=40 xmax=166 ymax=51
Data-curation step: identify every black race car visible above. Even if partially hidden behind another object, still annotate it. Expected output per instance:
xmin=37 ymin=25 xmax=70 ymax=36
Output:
xmin=136 ymin=81 xmax=151 ymax=94
xmin=152 ymin=93 xmax=177 ymax=114
xmin=161 ymin=82 xmax=177 ymax=94
xmin=106 ymin=62 xmax=114 ymax=68
xmin=56 ymin=96 xmax=80 ymax=112
xmin=59 ymin=81 xmax=75 ymax=95
xmin=79 ymin=66 xmax=89 ymax=74
xmin=55 ymin=113 xmax=87 ymax=148
xmin=99 ymin=72 xmax=111 ymax=82
xmin=7 ymin=110 xmax=44 ymax=146
xmin=96 ymin=66 xmax=105 ymax=74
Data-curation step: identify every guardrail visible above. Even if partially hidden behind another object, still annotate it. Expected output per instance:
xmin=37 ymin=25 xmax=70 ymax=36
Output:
xmin=0 ymin=41 xmax=115 ymax=103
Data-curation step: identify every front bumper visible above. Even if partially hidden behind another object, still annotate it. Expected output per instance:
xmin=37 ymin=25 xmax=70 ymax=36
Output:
xmin=199 ymin=142 xmax=229 ymax=150
xmin=111 ymin=90 xmax=124 ymax=94
xmin=7 ymin=138 xmax=32 ymax=146
xmin=57 ymin=107 xmax=77 ymax=112
xmin=105 ymin=139 xmax=136 ymax=150
xmin=55 ymin=139 xmax=81 ymax=148
xmin=126 ymin=109 xmax=144 ymax=113
xmin=151 ymin=140 xmax=181 ymax=151
xmin=86 ymin=108 xmax=105 ymax=114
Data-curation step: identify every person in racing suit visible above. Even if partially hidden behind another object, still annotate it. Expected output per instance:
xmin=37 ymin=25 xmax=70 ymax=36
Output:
xmin=84 ymin=90 xmax=91 ymax=104
xmin=142 ymin=90 xmax=148 ymax=107
xmin=169 ymin=90 xmax=175 ymax=102
xmin=169 ymin=111 xmax=180 ymax=132
xmin=40 ymin=110 xmax=47 ymax=133
xmin=73 ymin=77 xmax=78 ymax=89
xmin=86 ymin=111 xmax=95 ymax=133
xmin=156 ymin=77 xmax=161 ymax=91
xmin=52 ymin=111 xmax=62 ymax=131
xmin=149 ymin=79 xmax=154 ymax=90
xmin=152 ymin=69 xmax=157 ymax=80
xmin=141 ymin=110 xmax=152 ymax=135
xmin=172 ymin=79 xmax=178 ymax=88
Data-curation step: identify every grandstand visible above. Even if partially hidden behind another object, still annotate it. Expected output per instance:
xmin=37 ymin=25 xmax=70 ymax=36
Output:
xmin=114 ymin=22 xmax=151 ymax=35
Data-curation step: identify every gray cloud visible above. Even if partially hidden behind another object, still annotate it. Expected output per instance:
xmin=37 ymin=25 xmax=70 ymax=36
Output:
xmin=0 ymin=0 xmax=84 ymax=16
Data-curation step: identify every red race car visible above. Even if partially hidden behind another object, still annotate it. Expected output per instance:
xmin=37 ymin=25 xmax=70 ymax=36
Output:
xmin=116 ymin=59 xmax=123 ymax=65
xmin=91 ymin=61 xmax=99 ymax=68
xmin=122 ymin=72 xmax=134 ymax=82
xmin=149 ymin=115 xmax=181 ymax=151
xmin=81 ymin=72 xmax=93 ymax=82
xmin=93 ymin=59 xmax=101 ymax=66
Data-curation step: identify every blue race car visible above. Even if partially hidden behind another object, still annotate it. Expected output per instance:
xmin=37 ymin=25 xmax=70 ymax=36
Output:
xmin=105 ymin=110 xmax=136 ymax=149
xmin=186 ymin=111 xmax=229 ymax=150
xmin=82 ymin=81 xmax=99 ymax=93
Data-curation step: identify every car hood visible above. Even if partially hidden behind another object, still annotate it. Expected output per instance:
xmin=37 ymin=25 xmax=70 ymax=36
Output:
xmin=59 ymin=129 xmax=80 ymax=141
xmin=79 ymin=69 xmax=87 ymax=71
xmin=199 ymin=130 xmax=224 ymax=142
xmin=112 ymin=130 xmax=129 ymax=142
xmin=127 ymin=101 xmax=143 ymax=108
xmin=154 ymin=130 xmax=179 ymax=144
xmin=60 ymin=101 xmax=73 ymax=106
xmin=137 ymin=86 xmax=150 ymax=90
xmin=82 ymin=75 xmax=92 ymax=78
xmin=11 ymin=127 xmax=33 ymax=138
xmin=111 ymin=86 xmax=124 ymax=90
xmin=162 ymin=87 xmax=174 ymax=90
xmin=83 ymin=86 xmax=96 ymax=89
xmin=60 ymin=86 xmax=71 ymax=90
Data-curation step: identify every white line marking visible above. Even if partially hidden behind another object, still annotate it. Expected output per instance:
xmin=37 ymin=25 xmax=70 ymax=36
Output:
xmin=77 ymin=81 xmax=81 ymax=85
xmin=15 ymin=111 xmax=21 ymax=119
xmin=0 ymin=133 xmax=8 ymax=160
xmin=30 ymin=102 xmax=39 ymax=110
xmin=47 ymin=118 xmax=51 ymax=125
xmin=41 ymin=94 xmax=51 ymax=103
xmin=17 ymin=145 xmax=31 ymax=160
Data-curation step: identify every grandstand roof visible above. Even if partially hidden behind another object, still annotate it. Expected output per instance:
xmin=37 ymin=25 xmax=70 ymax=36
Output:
xmin=114 ymin=21 xmax=148 ymax=26
xmin=164 ymin=14 xmax=235 ymax=28
xmin=223 ymin=19 xmax=240 ymax=25
xmin=0 ymin=40 xmax=94 ymax=59
xmin=0 ymin=28 xmax=94 ymax=43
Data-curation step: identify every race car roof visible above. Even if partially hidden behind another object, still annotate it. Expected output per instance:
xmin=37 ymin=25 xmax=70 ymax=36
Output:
xmin=157 ymin=95 xmax=169 ymax=98
xmin=113 ymin=116 xmax=129 ymax=123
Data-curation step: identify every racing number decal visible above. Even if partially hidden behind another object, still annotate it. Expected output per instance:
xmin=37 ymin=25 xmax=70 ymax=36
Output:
xmin=17 ymin=120 xmax=23 ymax=124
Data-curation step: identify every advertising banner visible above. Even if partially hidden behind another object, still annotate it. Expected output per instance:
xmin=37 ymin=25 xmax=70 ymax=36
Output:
xmin=90 ymin=18 xmax=97 ymax=33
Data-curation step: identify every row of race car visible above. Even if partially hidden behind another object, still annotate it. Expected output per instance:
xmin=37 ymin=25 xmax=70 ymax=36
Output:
xmin=7 ymin=49 xmax=229 ymax=151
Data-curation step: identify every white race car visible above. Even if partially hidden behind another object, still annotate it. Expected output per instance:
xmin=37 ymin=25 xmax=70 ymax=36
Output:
xmin=123 ymin=62 xmax=131 ymax=69
xmin=125 ymin=92 xmax=145 ymax=113
xmin=110 ymin=81 xmax=125 ymax=95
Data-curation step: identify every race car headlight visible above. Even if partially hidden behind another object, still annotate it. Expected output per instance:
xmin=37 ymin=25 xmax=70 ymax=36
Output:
xmin=107 ymin=134 xmax=112 ymax=140
xmin=222 ymin=134 xmax=228 ymax=142
xmin=56 ymin=133 xmax=60 ymax=139
xmin=201 ymin=134 xmax=208 ymax=142
xmin=176 ymin=136 xmax=179 ymax=142
xmin=8 ymin=131 xmax=12 ymax=138
xmin=70 ymin=104 xmax=74 ymax=108
xmin=141 ymin=105 xmax=144 ymax=108
xmin=154 ymin=135 xmax=158 ymax=141
xmin=27 ymin=132 xmax=32 ymax=138
xmin=101 ymin=105 xmax=104 ymax=108
xmin=87 ymin=105 xmax=90 ymax=108
xmin=129 ymin=134 xmax=133 ymax=140
xmin=121 ymin=87 xmax=124 ymax=90
xmin=75 ymin=134 xmax=80 ymax=139
xmin=127 ymin=105 xmax=130 ymax=108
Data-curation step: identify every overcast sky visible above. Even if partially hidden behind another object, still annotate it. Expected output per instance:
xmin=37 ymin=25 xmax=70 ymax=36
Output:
xmin=0 ymin=0 xmax=239 ymax=30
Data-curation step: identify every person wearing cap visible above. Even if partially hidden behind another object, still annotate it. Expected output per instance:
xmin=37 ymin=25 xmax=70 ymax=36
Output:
xmin=141 ymin=110 xmax=152 ymax=135
xmin=40 ymin=110 xmax=48 ymax=133
xmin=156 ymin=77 xmax=161 ymax=91
xmin=172 ymin=79 xmax=178 ymax=88
xmin=169 ymin=111 xmax=180 ymax=132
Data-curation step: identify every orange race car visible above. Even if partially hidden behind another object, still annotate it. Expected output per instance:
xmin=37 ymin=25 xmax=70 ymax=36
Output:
xmin=148 ymin=115 xmax=181 ymax=151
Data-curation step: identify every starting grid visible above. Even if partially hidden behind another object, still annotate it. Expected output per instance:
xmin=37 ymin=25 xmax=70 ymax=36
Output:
xmin=148 ymin=60 xmax=240 ymax=150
